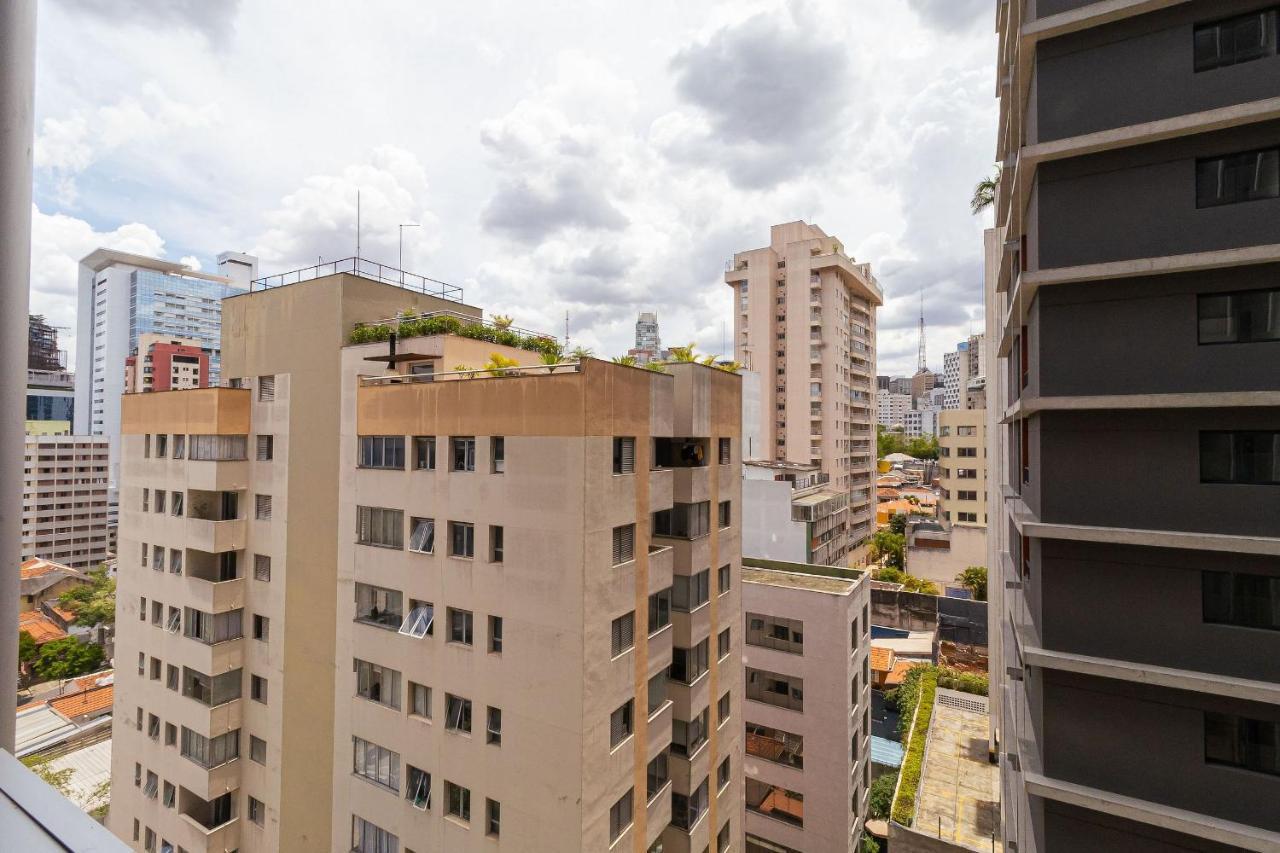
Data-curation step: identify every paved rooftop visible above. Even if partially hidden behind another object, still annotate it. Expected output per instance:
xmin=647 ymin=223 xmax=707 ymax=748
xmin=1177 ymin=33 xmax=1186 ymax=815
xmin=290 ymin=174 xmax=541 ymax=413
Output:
xmin=742 ymin=566 xmax=858 ymax=595
xmin=915 ymin=689 xmax=1001 ymax=852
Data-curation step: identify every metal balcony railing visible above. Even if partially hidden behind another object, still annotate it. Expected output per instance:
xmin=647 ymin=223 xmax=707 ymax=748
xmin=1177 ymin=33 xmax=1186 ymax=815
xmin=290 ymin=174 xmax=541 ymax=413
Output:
xmin=251 ymin=256 xmax=464 ymax=302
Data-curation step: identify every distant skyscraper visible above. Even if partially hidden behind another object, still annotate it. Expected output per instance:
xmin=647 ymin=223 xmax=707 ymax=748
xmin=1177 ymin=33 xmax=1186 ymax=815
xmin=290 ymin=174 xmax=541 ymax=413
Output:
xmin=629 ymin=311 xmax=666 ymax=364
xmin=28 ymin=314 xmax=62 ymax=372
xmin=26 ymin=315 xmax=73 ymax=430
xmin=942 ymin=334 xmax=985 ymax=410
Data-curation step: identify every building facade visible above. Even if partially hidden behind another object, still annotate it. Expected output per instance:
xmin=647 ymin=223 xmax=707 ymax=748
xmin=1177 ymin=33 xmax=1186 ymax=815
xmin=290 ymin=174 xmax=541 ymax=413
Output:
xmin=742 ymin=461 xmax=849 ymax=567
xmin=22 ymin=435 xmax=111 ymax=570
xmin=630 ymin=311 xmax=668 ymax=364
xmin=991 ymin=2 xmax=1280 ymax=851
xmin=741 ymin=559 xmax=872 ymax=853
xmin=727 ymin=222 xmax=882 ymax=564
xmin=124 ymin=334 xmax=211 ymax=394
xmin=876 ymin=393 xmax=911 ymax=431
xmin=942 ymin=334 xmax=985 ymax=411
xmin=937 ymin=409 xmax=986 ymax=528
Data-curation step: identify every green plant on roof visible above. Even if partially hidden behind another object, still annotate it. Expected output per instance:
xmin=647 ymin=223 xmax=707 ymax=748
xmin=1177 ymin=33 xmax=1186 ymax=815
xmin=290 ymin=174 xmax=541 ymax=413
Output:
xmin=484 ymin=353 xmax=520 ymax=377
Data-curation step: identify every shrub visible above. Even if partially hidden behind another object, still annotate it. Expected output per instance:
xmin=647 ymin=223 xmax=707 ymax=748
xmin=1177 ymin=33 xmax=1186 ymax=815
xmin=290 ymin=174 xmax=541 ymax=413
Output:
xmin=868 ymin=771 xmax=897 ymax=819
xmin=891 ymin=669 xmax=938 ymax=826
xmin=936 ymin=666 xmax=988 ymax=696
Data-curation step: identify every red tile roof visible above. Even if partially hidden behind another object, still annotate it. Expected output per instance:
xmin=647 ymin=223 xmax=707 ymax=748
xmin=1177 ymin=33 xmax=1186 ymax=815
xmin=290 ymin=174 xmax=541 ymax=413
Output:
xmin=885 ymin=660 xmax=922 ymax=687
xmin=18 ymin=611 xmax=67 ymax=644
xmin=870 ymin=646 xmax=895 ymax=673
xmin=20 ymin=557 xmax=71 ymax=580
xmin=48 ymin=684 xmax=113 ymax=719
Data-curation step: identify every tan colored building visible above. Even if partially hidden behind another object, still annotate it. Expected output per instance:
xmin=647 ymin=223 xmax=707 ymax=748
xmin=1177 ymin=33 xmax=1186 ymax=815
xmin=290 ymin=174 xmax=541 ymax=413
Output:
xmin=741 ymin=558 xmax=872 ymax=853
xmin=726 ymin=222 xmax=882 ymax=565
xmin=108 ymin=267 xmax=744 ymax=853
xmin=937 ymin=409 xmax=986 ymax=528
xmin=19 ymin=557 xmax=92 ymax=611
xmin=123 ymin=333 xmax=211 ymax=395
xmin=22 ymin=435 xmax=111 ymax=570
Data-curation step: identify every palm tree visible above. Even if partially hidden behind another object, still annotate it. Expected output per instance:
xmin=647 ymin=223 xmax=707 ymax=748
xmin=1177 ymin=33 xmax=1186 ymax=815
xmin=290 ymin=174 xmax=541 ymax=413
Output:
xmin=714 ymin=360 xmax=744 ymax=373
xmin=668 ymin=344 xmax=698 ymax=363
xmin=698 ymin=354 xmax=718 ymax=366
xmin=611 ymin=355 xmax=638 ymax=366
xmin=570 ymin=345 xmax=594 ymax=361
xmin=484 ymin=353 xmax=520 ymax=377
xmin=491 ymin=314 xmax=514 ymax=330
xmin=645 ymin=362 xmax=668 ymax=373
xmin=970 ymin=166 xmax=1002 ymax=214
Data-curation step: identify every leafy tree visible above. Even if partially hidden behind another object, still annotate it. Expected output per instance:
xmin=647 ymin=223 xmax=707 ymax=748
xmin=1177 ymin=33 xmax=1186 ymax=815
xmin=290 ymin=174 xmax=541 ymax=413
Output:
xmin=869 ymin=529 xmax=905 ymax=570
xmin=33 ymin=636 xmax=104 ymax=681
xmin=59 ymin=565 xmax=115 ymax=626
xmin=611 ymin=355 xmax=637 ymax=366
xmin=868 ymin=772 xmax=898 ymax=820
xmin=87 ymin=778 xmax=111 ymax=820
xmin=874 ymin=566 xmax=939 ymax=595
xmin=889 ymin=513 xmax=908 ymax=536
xmin=19 ymin=630 xmax=38 ymax=666
xmin=21 ymin=753 xmax=74 ymax=797
xmin=877 ymin=426 xmax=904 ymax=459
xmin=483 ymin=353 xmax=520 ymax=377
xmin=668 ymin=344 xmax=698 ymax=363
xmin=569 ymin=346 xmax=594 ymax=361
xmin=957 ymin=565 xmax=988 ymax=601
xmin=971 ymin=166 xmax=1002 ymax=214
xmin=859 ymin=833 xmax=883 ymax=853
xmin=905 ymin=434 xmax=939 ymax=460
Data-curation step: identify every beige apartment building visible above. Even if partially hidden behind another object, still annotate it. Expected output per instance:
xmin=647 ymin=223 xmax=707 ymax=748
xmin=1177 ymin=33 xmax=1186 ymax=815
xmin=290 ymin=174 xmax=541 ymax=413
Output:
xmin=726 ymin=222 xmax=882 ymax=565
xmin=741 ymin=558 xmax=872 ymax=853
xmin=108 ymin=267 xmax=744 ymax=853
xmin=22 ymin=434 xmax=111 ymax=570
xmin=937 ymin=409 xmax=987 ymax=529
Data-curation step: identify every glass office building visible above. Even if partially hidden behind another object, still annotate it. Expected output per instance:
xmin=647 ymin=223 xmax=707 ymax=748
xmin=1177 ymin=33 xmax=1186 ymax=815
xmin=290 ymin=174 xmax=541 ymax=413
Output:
xmin=128 ymin=270 xmax=238 ymax=383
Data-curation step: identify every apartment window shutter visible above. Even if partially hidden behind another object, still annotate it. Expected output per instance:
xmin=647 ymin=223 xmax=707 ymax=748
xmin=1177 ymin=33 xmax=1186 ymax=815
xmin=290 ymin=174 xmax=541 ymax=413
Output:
xmin=257 ymin=435 xmax=273 ymax=460
xmin=258 ymin=375 xmax=275 ymax=401
xmin=256 ymin=494 xmax=272 ymax=520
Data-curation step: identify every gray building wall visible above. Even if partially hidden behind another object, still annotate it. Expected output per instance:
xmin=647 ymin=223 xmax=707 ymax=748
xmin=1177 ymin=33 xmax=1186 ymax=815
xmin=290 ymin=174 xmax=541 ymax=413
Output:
xmin=1043 ymin=801 xmax=1244 ymax=853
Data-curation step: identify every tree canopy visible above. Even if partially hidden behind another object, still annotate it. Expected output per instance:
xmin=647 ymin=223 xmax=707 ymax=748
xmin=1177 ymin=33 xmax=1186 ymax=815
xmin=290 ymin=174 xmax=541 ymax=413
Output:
xmin=956 ymin=565 xmax=988 ymax=601
xmin=33 ymin=636 xmax=104 ymax=681
xmin=877 ymin=427 xmax=939 ymax=460
xmin=58 ymin=565 xmax=115 ymax=626
xmin=869 ymin=529 xmax=905 ymax=571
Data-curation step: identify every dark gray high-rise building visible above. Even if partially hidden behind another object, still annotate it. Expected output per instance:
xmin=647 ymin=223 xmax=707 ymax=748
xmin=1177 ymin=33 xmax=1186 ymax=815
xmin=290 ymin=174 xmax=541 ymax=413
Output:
xmin=990 ymin=3 xmax=1280 ymax=852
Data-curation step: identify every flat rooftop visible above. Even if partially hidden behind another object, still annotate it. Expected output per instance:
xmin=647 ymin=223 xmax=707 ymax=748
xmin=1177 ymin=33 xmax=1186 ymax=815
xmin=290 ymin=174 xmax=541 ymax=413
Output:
xmin=914 ymin=689 xmax=1001 ymax=851
xmin=741 ymin=559 xmax=864 ymax=595
xmin=791 ymin=487 xmax=846 ymax=507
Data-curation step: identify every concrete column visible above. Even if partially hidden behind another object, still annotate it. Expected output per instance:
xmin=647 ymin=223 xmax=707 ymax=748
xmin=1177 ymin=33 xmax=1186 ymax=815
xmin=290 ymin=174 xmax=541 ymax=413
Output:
xmin=0 ymin=0 xmax=36 ymax=754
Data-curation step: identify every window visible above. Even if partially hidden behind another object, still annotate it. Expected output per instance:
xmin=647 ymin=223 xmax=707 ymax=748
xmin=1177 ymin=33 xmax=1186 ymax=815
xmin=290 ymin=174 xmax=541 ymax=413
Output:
xmin=446 ymin=781 xmax=471 ymax=822
xmin=257 ymin=375 xmax=275 ymax=401
xmin=247 ymin=796 xmax=264 ymax=826
xmin=718 ymin=820 xmax=731 ymax=851
xmin=166 ymin=665 xmax=178 ymax=691
xmin=352 ymin=815 xmax=398 ymax=853
xmin=155 ymin=489 xmax=166 ymax=513
xmin=611 ymin=611 xmax=635 ymax=656
xmin=255 ymin=494 xmax=272 ymax=520
xmin=254 ymin=554 xmax=271 ymax=581
xmin=171 ymin=491 xmax=184 ymax=516
xmin=153 ymin=544 xmax=165 ymax=572
xmin=183 ymin=607 xmax=243 ymax=644
xmin=180 ymin=727 xmax=240 ymax=768
xmin=609 ymin=789 xmax=634 ymax=843
xmin=718 ymin=564 xmax=731 ymax=595
xmin=718 ymin=627 xmax=731 ymax=659
xmin=719 ymin=437 xmax=731 ymax=464
xmin=959 ymin=490 xmax=978 ymax=501
xmin=353 ymin=736 xmax=400 ymax=791
xmin=256 ymin=434 xmax=273 ymax=460
xmin=746 ymin=667 xmax=804 ymax=712
xmin=612 ymin=524 xmax=635 ymax=565
xmin=647 ymin=752 xmax=669 ymax=800
xmin=486 ymin=706 xmax=502 ymax=745
xmin=156 ymin=434 xmax=168 ymax=458
xmin=648 ymin=671 xmax=668 ymax=716
xmin=1205 ymin=711 xmax=1279 ymax=776
xmin=168 ymin=548 xmax=182 ymax=574
xmin=746 ymin=779 xmax=804 ymax=827
xmin=486 ymin=798 xmax=501 ymax=837
xmin=1194 ymin=8 xmax=1277 ymax=72
xmin=409 ymin=682 xmax=431 ymax=719
xmin=746 ymin=722 xmax=804 ymax=768
xmin=250 ymin=674 xmax=268 ymax=704
xmin=1199 ymin=287 xmax=1280 ymax=344
xmin=409 ymin=517 xmax=435 ymax=553
xmin=673 ymin=569 xmax=710 ymax=612
xmin=613 ymin=437 xmax=636 ymax=474
xmin=957 ymin=447 xmax=978 ymax=457
xmin=653 ymin=501 xmax=711 ymax=538
xmin=413 ymin=436 xmax=436 ymax=470
xmin=1201 ymin=431 xmax=1280 ymax=484
xmin=672 ymin=707 xmax=709 ymax=757
xmin=648 ymin=587 xmax=671 ymax=633
xmin=451 ymin=436 xmax=476 ymax=471
xmin=250 ymin=735 xmax=266 ymax=764
xmin=445 ymin=694 xmax=472 ymax=733
xmin=491 ymin=436 xmax=505 ymax=473
xmin=670 ymin=639 xmax=709 ymax=685
xmin=489 ymin=615 xmax=503 ymax=653
xmin=449 ymin=521 xmax=475 ymax=557
xmin=718 ymin=756 xmax=731 ymax=790
xmin=718 ymin=691 xmax=731 ymax=724
xmin=358 ymin=506 xmax=404 ymax=548
xmin=448 ymin=608 xmax=474 ymax=645
xmin=359 ymin=436 xmax=406 ymax=469
xmin=407 ymin=766 xmax=431 ymax=810
xmin=1203 ymin=570 xmax=1280 ymax=630
xmin=147 ymin=713 xmax=160 ymax=738
xmin=718 ymin=500 xmax=731 ymax=528
xmin=490 ymin=525 xmax=504 ymax=562
xmin=399 ymin=601 xmax=434 ymax=638
xmin=355 ymin=659 xmax=402 ymax=709
xmin=610 ymin=700 xmax=634 ymax=747
xmin=958 ymin=512 xmax=979 ymax=523
xmin=188 ymin=435 xmax=247 ymax=460
xmin=144 ymin=770 xmax=158 ymax=798
xmin=253 ymin=614 xmax=269 ymax=641
xmin=1197 ymin=147 xmax=1280 ymax=208
xmin=354 ymin=583 xmax=403 ymax=629
xmin=671 ymin=777 xmax=708 ymax=831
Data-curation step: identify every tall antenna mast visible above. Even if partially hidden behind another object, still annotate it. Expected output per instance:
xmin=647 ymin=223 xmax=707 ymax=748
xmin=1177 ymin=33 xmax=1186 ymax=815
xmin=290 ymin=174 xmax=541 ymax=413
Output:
xmin=917 ymin=288 xmax=927 ymax=373
xmin=356 ymin=190 xmax=361 ymax=258
xmin=564 ymin=311 xmax=570 ymax=349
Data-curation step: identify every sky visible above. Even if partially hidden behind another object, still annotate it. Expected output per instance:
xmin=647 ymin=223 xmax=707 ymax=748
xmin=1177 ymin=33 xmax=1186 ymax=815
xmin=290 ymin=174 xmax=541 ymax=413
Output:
xmin=30 ymin=0 xmax=998 ymax=376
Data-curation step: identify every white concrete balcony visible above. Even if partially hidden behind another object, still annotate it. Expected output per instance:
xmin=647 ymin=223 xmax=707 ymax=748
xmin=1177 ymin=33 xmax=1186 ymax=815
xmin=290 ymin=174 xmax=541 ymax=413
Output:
xmin=187 ymin=575 xmax=246 ymax=614
xmin=176 ymin=812 xmax=241 ymax=853
xmin=185 ymin=517 xmax=247 ymax=554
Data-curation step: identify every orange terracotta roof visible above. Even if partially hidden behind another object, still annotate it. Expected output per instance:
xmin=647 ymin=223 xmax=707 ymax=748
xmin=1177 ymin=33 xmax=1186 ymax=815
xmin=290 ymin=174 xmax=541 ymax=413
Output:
xmin=20 ymin=557 xmax=71 ymax=579
xmin=869 ymin=646 xmax=895 ymax=673
xmin=73 ymin=670 xmax=114 ymax=691
xmin=18 ymin=611 xmax=67 ymax=644
xmin=51 ymin=606 xmax=77 ymax=624
xmin=885 ymin=660 xmax=922 ymax=687
xmin=48 ymin=684 xmax=113 ymax=719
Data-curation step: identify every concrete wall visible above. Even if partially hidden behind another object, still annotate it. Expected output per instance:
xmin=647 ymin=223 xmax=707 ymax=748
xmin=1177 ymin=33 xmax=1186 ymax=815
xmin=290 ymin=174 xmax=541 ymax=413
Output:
xmin=1043 ymin=800 xmax=1245 ymax=852
xmin=905 ymin=524 xmax=988 ymax=596
xmin=741 ymin=478 xmax=807 ymax=564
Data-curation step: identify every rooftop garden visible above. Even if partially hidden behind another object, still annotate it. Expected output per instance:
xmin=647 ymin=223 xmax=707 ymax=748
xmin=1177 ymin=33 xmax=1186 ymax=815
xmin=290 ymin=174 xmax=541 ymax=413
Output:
xmin=349 ymin=311 xmax=564 ymax=360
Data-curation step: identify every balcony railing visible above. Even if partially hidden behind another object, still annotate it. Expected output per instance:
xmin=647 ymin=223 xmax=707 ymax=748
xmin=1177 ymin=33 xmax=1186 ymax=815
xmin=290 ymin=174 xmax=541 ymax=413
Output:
xmin=251 ymin=256 xmax=464 ymax=302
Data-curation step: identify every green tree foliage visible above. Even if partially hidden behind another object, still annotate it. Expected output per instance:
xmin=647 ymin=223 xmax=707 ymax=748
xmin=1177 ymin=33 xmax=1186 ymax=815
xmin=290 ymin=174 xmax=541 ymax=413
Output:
xmin=873 ymin=566 xmax=939 ymax=595
xmin=58 ymin=565 xmax=115 ymax=626
xmin=33 ymin=636 xmax=104 ymax=681
xmin=19 ymin=630 xmax=38 ymax=665
xmin=971 ymin=166 xmax=1001 ymax=214
xmin=859 ymin=833 xmax=883 ymax=853
xmin=869 ymin=530 xmax=905 ymax=570
xmin=889 ymin=513 xmax=907 ymax=536
xmin=868 ymin=771 xmax=898 ymax=820
xmin=21 ymin=753 xmax=74 ymax=797
xmin=956 ymin=565 xmax=988 ymax=601
xmin=876 ymin=427 xmax=939 ymax=460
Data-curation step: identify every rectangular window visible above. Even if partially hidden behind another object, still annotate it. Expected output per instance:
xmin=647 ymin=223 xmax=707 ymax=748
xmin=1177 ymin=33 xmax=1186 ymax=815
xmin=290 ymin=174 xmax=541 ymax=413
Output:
xmin=257 ymin=375 xmax=275 ymax=401
xmin=486 ymin=798 xmax=501 ymax=837
xmin=610 ymin=700 xmax=634 ymax=747
xmin=449 ymin=521 xmax=475 ymax=557
xmin=491 ymin=437 xmax=505 ymax=473
xmin=609 ymin=789 xmax=633 ymax=843
xmin=490 ymin=525 xmax=504 ymax=562
xmin=357 ymin=505 xmax=404 ymax=548
xmin=352 ymin=816 xmax=398 ymax=853
xmin=166 ymin=664 xmax=178 ymax=691
xmin=672 ymin=569 xmax=710 ymax=612
xmin=718 ymin=691 xmax=731 ymax=724
xmin=746 ymin=778 xmax=804 ymax=827
xmin=255 ymin=494 xmax=272 ymax=520
xmin=445 ymin=694 xmax=472 ymax=733
xmin=155 ymin=434 xmax=167 ymax=458
xmin=647 ymin=752 xmax=669 ymax=800
xmin=155 ymin=489 xmax=166 ymax=514
xmin=1205 ymin=711 xmax=1280 ymax=776
xmin=254 ymin=554 xmax=271 ymax=581
xmin=171 ymin=491 xmax=183 ymax=516
xmin=648 ymin=587 xmax=671 ymax=633
xmin=718 ymin=756 xmax=731 ymax=790
xmin=486 ymin=706 xmax=502 ymax=745
xmin=611 ymin=611 xmax=635 ymax=657
xmin=648 ymin=671 xmax=668 ymax=716
xmin=613 ymin=437 xmax=635 ymax=474
xmin=409 ymin=682 xmax=431 ymax=719
xmin=399 ymin=600 xmax=434 ymax=638
xmin=183 ymin=607 xmax=243 ymax=644
xmin=612 ymin=524 xmax=635 ymax=565
xmin=165 ymin=722 xmax=176 ymax=745
xmin=746 ymin=721 xmax=804 ymax=768
xmin=354 ymin=659 xmax=402 ymax=709
xmin=672 ymin=707 xmax=709 ymax=757
xmin=652 ymin=501 xmax=711 ymax=538
xmin=719 ymin=437 xmax=731 ymax=464
xmin=188 ymin=434 xmax=247 ymax=460
xmin=256 ymin=434 xmax=273 ymax=460
xmin=671 ymin=777 xmax=709 ymax=831
xmin=180 ymin=727 xmax=240 ymax=768
xmin=249 ymin=796 xmax=265 ymax=826
xmin=182 ymin=667 xmax=242 ymax=706
xmin=413 ymin=436 xmax=436 ymax=470
xmin=1203 ymin=570 xmax=1280 ymax=630
xmin=718 ymin=627 xmax=731 ymax=659
xmin=250 ymin=735 xmax=266 ymax=764
xmin=448 ymin=608 xmax=474 ymax=645
xmin=407 ymin=766 xmax=431 ymax=810
xmin=354 ymin=582 xmax=403 ymax=629
xmin=253 ymin=614 xmax=269 ymax=640
xmin=409 ymin=517 xmax=435 ymax=553
xmin=353 ymin=736 xmax=400 ymax=791
xmin=718 ymin=500 xmax=731 ymax=528
xmin=670 ymin=639 xmax=710 ymax=685
xmin=1201 ymin=431 xmax=1280 ymax=484
xmin=451 ymin=436 xmax=476 ymax=471
xmin=1197 ymin=147 xmax=1280 ymax=208
xmin=718 ymin=563 xmax=731 ymax=594
xmin=359 ymin=436 xmax=406 ymax=469
xmin=1194 ymin=8 xmax=1277 ymax=72
xmin=746 ymin=667 xmax=804 ymax=712
xmin=1199 ymin=287 xmax=1280 ymax=344
xmin=489 ymin=615 xmax=503 ymax=653
xmin=446 ymin=780 xmax=471 ymax=822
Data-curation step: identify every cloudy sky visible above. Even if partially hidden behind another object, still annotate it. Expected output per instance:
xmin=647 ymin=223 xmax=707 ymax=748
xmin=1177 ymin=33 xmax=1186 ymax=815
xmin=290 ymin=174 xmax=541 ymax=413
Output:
xmin=31 ymin=0 xmax=997 ymax=376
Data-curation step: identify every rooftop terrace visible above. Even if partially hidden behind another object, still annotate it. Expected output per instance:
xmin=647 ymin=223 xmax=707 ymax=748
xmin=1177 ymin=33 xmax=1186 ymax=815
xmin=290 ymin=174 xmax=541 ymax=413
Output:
xmin=250 ymin=256 xmax=465 ymax=302
xmin=741 ymin=557 xmax=865 ymax=594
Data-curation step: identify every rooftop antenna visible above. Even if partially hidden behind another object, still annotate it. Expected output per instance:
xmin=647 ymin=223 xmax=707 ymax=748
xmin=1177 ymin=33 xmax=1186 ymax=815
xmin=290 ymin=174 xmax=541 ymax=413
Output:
xmin=917 ymin=288 xmax=927 ymax=373
xmin=564 ymin=310 xmax=570 ymax=349
xmin=356 ymin=190 xmax=361 ymax=258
